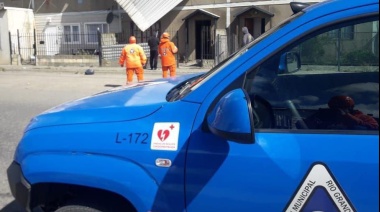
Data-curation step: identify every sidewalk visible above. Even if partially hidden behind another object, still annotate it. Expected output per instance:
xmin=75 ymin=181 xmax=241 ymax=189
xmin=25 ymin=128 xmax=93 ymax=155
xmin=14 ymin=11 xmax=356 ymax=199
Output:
xmin=0 ymin=63 xmax=210 ymax=75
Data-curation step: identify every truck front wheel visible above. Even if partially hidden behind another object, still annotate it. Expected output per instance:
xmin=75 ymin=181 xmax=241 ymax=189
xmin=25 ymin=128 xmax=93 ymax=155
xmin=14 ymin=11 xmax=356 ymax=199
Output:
xmin=54 ymin=199 xmax=116 ymax=212
xmin=55 ymin=205 xmax=101 ymax=212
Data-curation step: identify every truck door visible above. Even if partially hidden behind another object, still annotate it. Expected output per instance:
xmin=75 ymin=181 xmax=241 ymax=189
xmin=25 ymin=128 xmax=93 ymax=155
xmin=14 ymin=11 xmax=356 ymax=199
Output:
xmin=185 ymin=15 xmax=379 ymax=212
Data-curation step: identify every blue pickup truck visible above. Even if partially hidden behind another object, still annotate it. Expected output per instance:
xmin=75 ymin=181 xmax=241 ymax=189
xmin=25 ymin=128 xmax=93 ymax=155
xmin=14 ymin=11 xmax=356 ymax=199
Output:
xmin=7 ymin=0 xmax=379 ymax=211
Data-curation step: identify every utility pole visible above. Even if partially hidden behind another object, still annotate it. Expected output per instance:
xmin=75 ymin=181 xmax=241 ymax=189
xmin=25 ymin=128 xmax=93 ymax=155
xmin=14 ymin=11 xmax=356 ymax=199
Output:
xmin=29 ymin=0 xmax=35 ymax=10
xmin=226 ymin=0 xmax=231 ymax=28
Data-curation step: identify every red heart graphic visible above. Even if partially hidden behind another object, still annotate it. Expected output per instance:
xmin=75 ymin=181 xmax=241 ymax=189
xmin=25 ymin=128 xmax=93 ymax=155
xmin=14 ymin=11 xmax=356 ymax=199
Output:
xmin=157 ymin=130 xmax=170 ymax=141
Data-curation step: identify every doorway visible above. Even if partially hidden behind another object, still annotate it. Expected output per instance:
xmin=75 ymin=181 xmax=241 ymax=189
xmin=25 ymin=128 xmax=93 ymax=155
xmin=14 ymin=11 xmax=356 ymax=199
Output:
xmin=45 ymin=26 xmax=59 ymax=56
xmin=196 ymin=20 xmax=212 ymax=59
xmin=244 ymin=18 xmax=254 ymax=36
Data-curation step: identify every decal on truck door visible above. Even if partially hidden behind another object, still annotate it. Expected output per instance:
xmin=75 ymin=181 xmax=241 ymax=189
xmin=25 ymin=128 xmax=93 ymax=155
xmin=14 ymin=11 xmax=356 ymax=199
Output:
xmin=285 ymin=163 xmax=355 ymax=212
xmin=151 ymin=122 xmax=180 ymax=151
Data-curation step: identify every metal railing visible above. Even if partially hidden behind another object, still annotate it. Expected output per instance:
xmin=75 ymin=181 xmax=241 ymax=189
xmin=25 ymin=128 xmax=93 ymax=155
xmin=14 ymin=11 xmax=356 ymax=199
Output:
xmin=6 ymin=30 xmax=233 ymax=67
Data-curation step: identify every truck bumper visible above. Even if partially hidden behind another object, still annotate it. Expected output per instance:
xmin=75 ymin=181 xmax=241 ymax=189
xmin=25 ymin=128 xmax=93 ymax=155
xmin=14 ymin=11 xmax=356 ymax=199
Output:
xmin=7 ymin=161 xmax=31 ymax=211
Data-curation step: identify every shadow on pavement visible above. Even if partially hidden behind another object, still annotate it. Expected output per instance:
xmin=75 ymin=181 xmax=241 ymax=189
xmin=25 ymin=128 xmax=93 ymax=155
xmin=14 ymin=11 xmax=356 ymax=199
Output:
xmin=0 ymin=201 xmax=26 ymax=212
xmin=104 ymin=84 xmax=122 ymax=88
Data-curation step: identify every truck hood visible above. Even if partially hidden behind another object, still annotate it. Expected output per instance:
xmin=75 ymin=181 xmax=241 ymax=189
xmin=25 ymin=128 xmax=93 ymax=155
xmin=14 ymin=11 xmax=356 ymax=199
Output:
xmin=25 ymin=74 xmax=200 ymax=131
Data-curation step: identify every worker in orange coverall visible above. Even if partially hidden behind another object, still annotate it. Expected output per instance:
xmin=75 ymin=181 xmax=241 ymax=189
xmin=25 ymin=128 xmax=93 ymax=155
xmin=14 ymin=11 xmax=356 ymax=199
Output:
xmin=158 ymin=32 xmax=178 ymax=78
xmin=304 ymin=95 xmax=379 ymax=130
xmin=327 ymin=95 xmax=379 ymax=130
xmin=119 ymin=36 xmax=147 ymax=84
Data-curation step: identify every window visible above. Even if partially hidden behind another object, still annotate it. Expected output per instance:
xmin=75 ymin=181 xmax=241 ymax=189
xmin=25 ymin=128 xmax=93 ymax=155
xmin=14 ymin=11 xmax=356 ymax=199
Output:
xmin=130 ymin=22 xmax=161 ymax=43
xmin=63 ymin=25 xmax=80 ymax=43
xmin=244 ymin=18 xmax=379 ymax=132
xmin=328 ymin=25 xmax=355 ymax=40
xmin=85 ymin=23 xmax=109 ymax=43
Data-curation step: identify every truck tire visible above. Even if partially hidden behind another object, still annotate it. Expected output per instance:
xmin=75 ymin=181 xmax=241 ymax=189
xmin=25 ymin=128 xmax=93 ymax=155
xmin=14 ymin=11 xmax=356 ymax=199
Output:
xmin=54 ymin=199 xmax=134 ymax=212
xmin=55 ymin=205 xmax=101 ymax=212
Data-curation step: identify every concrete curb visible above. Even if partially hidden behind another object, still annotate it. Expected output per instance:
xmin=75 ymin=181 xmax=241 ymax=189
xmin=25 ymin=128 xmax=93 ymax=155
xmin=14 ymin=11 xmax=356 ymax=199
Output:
xmin=0 ymin=65 xmax=209 ymax=75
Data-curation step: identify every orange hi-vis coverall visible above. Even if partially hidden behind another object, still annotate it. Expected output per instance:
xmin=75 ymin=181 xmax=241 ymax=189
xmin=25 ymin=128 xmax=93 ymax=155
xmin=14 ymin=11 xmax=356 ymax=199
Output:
xmin=119 ymin=43 xmax=147 ymax=84
xmin=158 ymin=38 xmax=178 ymax=78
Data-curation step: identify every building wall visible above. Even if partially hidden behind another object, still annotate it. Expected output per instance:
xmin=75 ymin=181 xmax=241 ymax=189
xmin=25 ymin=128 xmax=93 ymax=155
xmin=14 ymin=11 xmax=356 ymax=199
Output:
xmin=34 ymin=11 xmax=121 ymax=55
xmin=160 ymin=2 xmax=295 ymax=61
xmin=6 ymin=7 xmax=35 ymax=34
xmin=269 ymin=4 xmax=293 ymax=28
xmin=34 ymin=11 xmax=120 ymax=34
xmin=0 ymin=7 xmax=34 ymax=65
xmin=0 ymin=10 xmax=10 ymax=64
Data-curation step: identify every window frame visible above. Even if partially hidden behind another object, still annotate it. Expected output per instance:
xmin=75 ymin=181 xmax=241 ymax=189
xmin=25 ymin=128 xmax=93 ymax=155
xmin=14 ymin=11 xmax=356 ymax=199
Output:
xmin=63 ymin=24 xmax=81 ymax=44
xmin=243 ymin=16 xmax=379 ymax=134
xmin=84 ymin=22 xmax=109 ymax=44
xmin=327 ymin=25 xmax=355 ymax=40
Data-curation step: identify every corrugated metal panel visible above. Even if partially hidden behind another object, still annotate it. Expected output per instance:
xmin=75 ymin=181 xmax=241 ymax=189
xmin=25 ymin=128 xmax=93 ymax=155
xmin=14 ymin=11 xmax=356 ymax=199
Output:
xmin=103 ymin=43 xmax=150 ymax=60
xmin=116 ymin=0 xmax=183 ymax=31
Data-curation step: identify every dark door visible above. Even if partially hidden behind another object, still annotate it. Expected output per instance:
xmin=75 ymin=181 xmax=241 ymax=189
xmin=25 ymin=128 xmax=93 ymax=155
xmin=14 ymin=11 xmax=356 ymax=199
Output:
xmin=244 ymin=18 xmax=254 ymax=35
xmin=196 ymin=20 xmax=212 ymax=60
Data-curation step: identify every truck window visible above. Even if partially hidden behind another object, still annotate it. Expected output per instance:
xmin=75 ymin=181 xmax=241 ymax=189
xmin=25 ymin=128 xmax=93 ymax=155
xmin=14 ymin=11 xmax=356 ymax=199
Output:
xmin=245 ymin=17 xmax=379 ymax=132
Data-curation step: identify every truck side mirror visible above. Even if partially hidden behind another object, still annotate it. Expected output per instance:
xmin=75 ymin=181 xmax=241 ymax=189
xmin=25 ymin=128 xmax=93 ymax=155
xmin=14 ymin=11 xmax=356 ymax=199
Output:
xmin=206 ymin=89 xmax=255 ymax=144
xmin=278 ymin=52 xmax=301 ymax=74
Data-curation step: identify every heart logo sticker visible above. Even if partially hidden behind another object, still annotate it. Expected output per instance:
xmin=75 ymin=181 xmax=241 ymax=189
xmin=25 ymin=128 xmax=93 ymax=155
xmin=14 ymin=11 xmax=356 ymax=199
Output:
xmin=157 ymin=129 xmax=170 ymax=141
xmin=151 ymin=123 xmax=180 ymax=151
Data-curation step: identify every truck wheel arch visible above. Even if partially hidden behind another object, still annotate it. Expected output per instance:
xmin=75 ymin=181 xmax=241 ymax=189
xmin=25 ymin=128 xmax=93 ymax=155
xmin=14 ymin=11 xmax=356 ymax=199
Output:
xmin=21 ymin=153 xmax=160 ymax=211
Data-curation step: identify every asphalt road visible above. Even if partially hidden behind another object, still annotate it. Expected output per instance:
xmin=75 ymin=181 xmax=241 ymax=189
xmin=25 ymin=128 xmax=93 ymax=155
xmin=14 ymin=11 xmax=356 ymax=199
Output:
xmin=0 ymin=69 xmax=178 ymax=212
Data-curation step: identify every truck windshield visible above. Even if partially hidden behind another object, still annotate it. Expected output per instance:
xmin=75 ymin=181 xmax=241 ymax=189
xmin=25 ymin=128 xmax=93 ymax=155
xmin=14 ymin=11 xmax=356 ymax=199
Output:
xmin=168 ymin=12 xmax=305 ymax=101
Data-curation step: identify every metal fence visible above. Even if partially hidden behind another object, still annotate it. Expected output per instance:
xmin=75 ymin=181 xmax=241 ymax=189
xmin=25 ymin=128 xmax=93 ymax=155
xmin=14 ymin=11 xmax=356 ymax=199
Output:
xmin=215 ymin=34 xmax=230 ymax=64
xmin=36 ymin=33 xmax=100 ymax=56
xmin=99 ymin=31 xmax=179 ymax=67
xmin=100 ymin=32 xmax=153 ymax=65
xmin=9 ymin=29 xmax=230 ymax=67
xmin=9 ymin=27 xmax=378 ymax=68
xmin=9 ymin=30 xmax=36 ymax=65
xmin=9 ymin=30 xmax=101 ymax=65
xmin=298 ymin=31 xmax=379 ymax=68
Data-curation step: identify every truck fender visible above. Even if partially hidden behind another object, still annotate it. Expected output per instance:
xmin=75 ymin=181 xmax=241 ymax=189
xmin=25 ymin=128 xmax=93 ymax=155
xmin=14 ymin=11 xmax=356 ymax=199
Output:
xmin=21 ymin=153 xmax=162 ymax=211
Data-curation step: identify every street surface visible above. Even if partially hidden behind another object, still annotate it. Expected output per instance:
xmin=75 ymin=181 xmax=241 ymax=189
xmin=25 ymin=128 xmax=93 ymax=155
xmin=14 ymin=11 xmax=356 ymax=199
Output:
xmin=0 ymin=69 xmax=187 ymax=212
